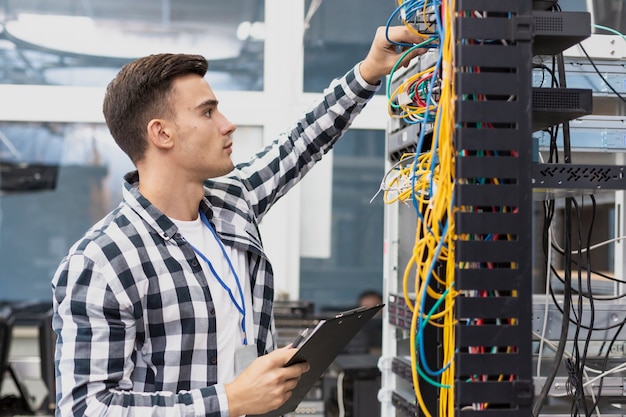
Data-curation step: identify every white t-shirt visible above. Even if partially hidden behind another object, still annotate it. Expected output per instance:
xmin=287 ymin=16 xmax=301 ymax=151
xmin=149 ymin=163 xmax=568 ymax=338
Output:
xmin=172 ymin=215 xmax=254 ymax=384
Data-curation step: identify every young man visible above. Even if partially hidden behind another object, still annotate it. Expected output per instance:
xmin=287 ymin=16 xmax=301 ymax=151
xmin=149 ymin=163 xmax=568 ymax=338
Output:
xmin=52 ymin=26 xmax=424 ymax=416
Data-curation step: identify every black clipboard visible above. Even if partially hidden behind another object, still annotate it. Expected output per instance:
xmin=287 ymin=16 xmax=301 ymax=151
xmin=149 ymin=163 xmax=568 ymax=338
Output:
xmin=250 ymin=303 xmax=384 ymax=417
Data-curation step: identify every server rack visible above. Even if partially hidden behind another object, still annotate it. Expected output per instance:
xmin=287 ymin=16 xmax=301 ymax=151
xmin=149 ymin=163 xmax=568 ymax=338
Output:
xmin=453 ymin=1 xmax=534 ymax=415
xmin=380 ymin=1 xmax=594 ymax=416
xmin=531 ymin=32 xmax=626 ymax=416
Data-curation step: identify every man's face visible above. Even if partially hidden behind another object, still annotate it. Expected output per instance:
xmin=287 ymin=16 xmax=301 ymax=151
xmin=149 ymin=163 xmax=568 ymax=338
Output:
xmin=168 ymin=73 xmax=237 ymax=180
xmin=360 ymin=295 xmax=382 ymax=308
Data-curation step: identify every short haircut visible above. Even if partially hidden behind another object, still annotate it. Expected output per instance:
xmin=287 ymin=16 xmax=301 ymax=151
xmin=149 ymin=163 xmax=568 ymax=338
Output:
xmin=358 ymin=289 xmax=382 ymax=302
xmin=102 ymin=53 xmax=209 ymax=163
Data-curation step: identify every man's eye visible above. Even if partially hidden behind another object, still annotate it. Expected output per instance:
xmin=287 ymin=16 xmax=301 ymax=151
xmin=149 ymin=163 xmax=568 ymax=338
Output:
xmin=205 ymin=109 xmax=212 ymax=116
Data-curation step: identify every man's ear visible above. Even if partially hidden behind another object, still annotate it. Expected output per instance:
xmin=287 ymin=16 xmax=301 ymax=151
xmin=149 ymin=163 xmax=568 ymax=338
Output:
xmin=147 ymin=119 xmax=174 ymax=150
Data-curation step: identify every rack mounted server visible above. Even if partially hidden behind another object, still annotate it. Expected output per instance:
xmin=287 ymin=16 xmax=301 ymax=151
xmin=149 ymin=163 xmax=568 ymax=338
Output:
xmin=382 ymin=1 xmax=593 ymax=416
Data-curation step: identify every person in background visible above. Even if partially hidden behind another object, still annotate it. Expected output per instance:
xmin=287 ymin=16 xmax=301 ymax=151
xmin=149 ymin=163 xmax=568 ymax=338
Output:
xmin=358 ymin=289 xmax=383 ymax=309
xmin=351 ymin=289 xmax=384 ymax=355
xmin=51 ymin=26 xmax=425 ymax=417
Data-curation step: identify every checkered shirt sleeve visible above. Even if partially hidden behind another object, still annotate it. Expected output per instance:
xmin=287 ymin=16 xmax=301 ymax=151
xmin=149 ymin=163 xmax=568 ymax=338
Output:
xmin=51 ymin=63 xmax=379 ymax=417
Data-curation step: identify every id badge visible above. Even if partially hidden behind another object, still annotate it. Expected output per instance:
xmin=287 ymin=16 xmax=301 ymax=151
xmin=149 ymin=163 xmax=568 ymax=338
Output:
xmin=235 ymin=344 xmax=258 ymax=377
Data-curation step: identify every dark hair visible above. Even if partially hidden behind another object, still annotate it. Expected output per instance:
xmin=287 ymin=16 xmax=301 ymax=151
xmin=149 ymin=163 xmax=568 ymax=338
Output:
xmin=102 ymin=53 xmax=209 ymax=163
xmin=358 ymin=289 xmax=382 ymax=302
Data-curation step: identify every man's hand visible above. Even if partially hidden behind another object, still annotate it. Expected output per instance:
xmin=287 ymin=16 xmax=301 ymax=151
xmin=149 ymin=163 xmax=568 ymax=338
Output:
xmin=225 ymin=347 xmax=310 ymax=416
xmin=359 ymin=25 xmax=428 ymax=84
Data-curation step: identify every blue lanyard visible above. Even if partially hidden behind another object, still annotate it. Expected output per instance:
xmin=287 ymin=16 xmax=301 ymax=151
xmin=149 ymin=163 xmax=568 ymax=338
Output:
xmin=187 ymin=211 xmax=248 ymax=345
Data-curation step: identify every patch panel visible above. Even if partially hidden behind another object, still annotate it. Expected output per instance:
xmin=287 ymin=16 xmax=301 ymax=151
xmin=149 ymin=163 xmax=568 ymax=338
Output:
xmin=387 ymin=293 xmax=414 ymax=331
xmin=391 ymin=356 xmax=414 ymax=385
xmin=391 ymin=391 xmax=418 ymax=417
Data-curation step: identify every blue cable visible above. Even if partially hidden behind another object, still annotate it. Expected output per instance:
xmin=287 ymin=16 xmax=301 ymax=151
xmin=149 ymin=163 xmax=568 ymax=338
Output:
xmin=385 ymin=0 xmax=440 ymax=48
xmin=416 ymin=217 xmax=450 ymax=376
xmin=415 ymin=283 xmax=453 ymax=388
xmin=410 ymin=4 xmax=443 ymax=218
xmin=415 ymin=195 xmax=455 ymax=379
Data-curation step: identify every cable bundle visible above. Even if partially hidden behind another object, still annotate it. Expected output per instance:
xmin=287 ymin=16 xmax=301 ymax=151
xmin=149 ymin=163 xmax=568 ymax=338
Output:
xmin=386 ymin=0 xmax=441 ymax=126
xmin=531 ymin=12 xmax=626 ymax=417
xmin=382 ymin=1 xmax=456 ymax=416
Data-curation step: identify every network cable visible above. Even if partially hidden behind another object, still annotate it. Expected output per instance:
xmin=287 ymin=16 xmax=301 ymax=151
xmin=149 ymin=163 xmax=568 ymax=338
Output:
xmin=383 ymin=1 xmax=456 ymax=416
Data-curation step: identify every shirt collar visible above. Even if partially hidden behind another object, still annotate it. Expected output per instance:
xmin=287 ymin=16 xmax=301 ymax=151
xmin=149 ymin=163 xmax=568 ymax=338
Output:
xmin=122 ymin=171 xmax=179 ymax=241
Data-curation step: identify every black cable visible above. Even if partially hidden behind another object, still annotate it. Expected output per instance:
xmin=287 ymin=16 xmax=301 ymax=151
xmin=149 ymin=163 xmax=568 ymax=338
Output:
xmin=549 ymin=124 xmax=560 ymax=164
xmin=536 ymin=62 xmax=547 ymax=87
xmin=570 ymin=197 xmax=595 ymax=417
xmin=533 ymin=189 xmax=574 ymax=417
xmin=533 ymin=54 xmax=575 ymax=417
xmin=546 ymin=196 xmax=624 ymax=287
xmin=533 ymin=62 xmax=559 ymax=88
xmin=550 ymin=264 xmax=626 ymax=301
xmin=550 ymin=56 xmax=559 ymax=88
xmin=582 ymin=195 xmax=597 ymax=416
xmin=578 ymin=43 xmax=626 ymax=104
xmin=538 ymin=9 xmax=621 ymax=415
xmin=533 ymin=51 xmax=577 ymax=417
xmin=588 ymin=319 xmax=626 ymax=416
xmin=567 ymin=198 xmax=589 ymax=417
xmin=535 ymin=60 xmax=561 ymax=164
xmin=541 ymin=197 xmax=557 ymax=311
xmin=547 ymin=274 xmax=626 ymax=331
xmin=550 ymin=244 xmax=626 ymax=285
xmin=542 ymin=202 xmax=556 ymax=270
xmin=548 ymin=56 xmax=560 ymax=163
xmin=556 ymin=53 xmax=571 ymax=162
xmin=534 ymin=178 xmax=555 ymax=417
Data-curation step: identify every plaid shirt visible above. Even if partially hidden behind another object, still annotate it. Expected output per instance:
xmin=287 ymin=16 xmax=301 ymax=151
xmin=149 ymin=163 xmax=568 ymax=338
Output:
xmin=52 ymin=64 xmax=379 ymax=417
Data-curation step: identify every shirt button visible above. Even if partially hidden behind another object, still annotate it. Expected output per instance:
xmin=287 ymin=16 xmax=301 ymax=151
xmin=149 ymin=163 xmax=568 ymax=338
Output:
xmin=191 ymin=260 xmax=198 ymax=267
xmin=211 ymin=356 xmax=217 ymax=364
xmin=210 ymin=308 xmax=215 ymax=316
xmin=174 ymin=233 xmax=181 ymax=239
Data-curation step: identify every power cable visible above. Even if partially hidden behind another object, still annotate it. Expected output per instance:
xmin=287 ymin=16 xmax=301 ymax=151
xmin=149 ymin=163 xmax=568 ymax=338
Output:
xmin=577 ymin=44 xmax=626 ymax=103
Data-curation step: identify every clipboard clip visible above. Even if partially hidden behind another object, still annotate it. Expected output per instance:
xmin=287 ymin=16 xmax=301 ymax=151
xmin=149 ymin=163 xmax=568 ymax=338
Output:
xmin=291 ymin=327 xmax=309 ymax=348
xmin=334 ymin=305 xmax=371 ymax=318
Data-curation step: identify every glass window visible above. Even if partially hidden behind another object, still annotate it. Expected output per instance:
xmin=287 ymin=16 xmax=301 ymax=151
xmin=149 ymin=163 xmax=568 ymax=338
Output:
xmin=299 ymin=129 xmax=385 ymax=312
xmin=0 ymin=0 xmax=264 ymax=90
xmin=0 ymin=122 xmax=263 ymax=301
xmin=0 ymin=122 xmax=132 ymax=301
xmin=303 ymin=0 xmax=396 ymax=93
